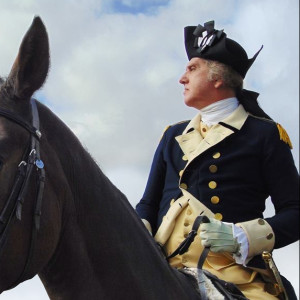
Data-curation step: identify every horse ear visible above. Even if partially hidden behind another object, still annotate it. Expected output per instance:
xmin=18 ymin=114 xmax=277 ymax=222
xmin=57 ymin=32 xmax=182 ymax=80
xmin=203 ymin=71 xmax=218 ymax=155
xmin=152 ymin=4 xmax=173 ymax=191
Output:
xmin=8 ymin=16 xmax=50 ymax=100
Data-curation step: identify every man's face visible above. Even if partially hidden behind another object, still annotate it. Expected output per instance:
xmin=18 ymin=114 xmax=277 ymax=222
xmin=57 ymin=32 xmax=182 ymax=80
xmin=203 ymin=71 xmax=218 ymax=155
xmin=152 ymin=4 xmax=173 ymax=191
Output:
xmin=179 ymin=57 xmax=216 ymax=110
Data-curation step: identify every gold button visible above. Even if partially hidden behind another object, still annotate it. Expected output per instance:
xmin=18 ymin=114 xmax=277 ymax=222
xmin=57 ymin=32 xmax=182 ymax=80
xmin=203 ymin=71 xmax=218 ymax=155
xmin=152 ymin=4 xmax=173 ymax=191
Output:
xmin=180 ymin=183 xmax=188 ymax=190
xmin=258 ymin=219 xmax=265 ymax=225
xmin=184 ymin=233 xmax=188 ymax=238
xmin=215 ymin=213 xmax=223 ymax=221
xmin=182 ymin=155 xmax=188 ymax=161
xmin=213 ymin=152 xmax=221 ymax=159
xmin=187 ymin=209 xmax=192 ymax=215
xmin=266 ymin=233 xmax=274 ymax=240
xmin=179 ymin=170 xmax=184 ymax=177
xmin=208 ymin=181 xmax=217 ymax=189
xmin=184 ymin=222 xmax=190 ymax=227
xmin=211 ymin=196 xmax=220 ymax=204
xmin=202 ymin=127 xmax=207 ymax=132
xmin=209 ymin=165 xmax=218 ymax=173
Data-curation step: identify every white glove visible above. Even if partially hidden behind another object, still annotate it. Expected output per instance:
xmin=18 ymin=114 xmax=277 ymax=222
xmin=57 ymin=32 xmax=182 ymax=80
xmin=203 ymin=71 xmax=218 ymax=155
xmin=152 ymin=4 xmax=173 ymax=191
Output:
xmin=199 ymin=218 xmax=240 ymax=254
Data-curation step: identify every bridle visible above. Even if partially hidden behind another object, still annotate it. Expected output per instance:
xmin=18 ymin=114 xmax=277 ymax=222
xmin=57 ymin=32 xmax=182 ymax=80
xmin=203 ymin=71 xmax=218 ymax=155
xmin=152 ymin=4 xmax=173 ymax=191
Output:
xmin=0 ymin=98 xmax=45 ymax=288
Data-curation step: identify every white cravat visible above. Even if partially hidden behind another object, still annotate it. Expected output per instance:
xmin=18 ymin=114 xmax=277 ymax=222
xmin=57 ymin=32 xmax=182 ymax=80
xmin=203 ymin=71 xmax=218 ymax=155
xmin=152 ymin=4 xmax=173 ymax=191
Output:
xmin=200 ymin=97 xmax=239 ymax=126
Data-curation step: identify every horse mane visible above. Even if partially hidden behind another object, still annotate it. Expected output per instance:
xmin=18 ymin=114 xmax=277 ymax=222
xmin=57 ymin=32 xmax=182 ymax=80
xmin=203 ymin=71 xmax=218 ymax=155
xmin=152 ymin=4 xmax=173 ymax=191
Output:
xmin=36 ymin=100 xmax=127 ymax=223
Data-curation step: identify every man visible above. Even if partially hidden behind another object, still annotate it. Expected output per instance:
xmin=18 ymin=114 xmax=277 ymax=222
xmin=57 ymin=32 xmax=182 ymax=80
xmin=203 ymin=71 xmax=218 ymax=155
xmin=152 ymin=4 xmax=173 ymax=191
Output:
xmin=136 ymin=21 xmax=299 ymax=299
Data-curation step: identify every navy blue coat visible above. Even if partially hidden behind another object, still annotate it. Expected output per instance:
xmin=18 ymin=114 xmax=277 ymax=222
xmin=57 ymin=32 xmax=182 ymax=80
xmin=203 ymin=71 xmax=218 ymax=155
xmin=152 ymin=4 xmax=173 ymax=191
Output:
xmin=136 ymin=111 xmax=299 ymax=256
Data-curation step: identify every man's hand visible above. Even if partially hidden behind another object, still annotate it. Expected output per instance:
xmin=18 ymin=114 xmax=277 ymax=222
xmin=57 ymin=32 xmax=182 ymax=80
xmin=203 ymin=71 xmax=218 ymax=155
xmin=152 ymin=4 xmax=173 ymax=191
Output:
xmin=199 ymin=218 xmax=240 ymax=254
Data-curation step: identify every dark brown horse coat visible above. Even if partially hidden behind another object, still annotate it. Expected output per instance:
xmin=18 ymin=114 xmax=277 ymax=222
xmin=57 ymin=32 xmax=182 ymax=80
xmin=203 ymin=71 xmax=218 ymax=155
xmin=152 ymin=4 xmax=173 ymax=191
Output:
xmin=0 ymin=17 xmax=201 ymax=300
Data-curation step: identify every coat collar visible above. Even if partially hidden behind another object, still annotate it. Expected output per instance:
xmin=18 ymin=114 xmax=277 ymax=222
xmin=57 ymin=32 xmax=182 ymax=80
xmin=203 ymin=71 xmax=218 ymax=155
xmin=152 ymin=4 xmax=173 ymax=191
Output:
xmin=220 ymin=104 xmax=249 ymax=130
xmin=182 ymin=104 xmax=248 ymax=135
xmin=175 ymin=105 xmax=249 ymax=163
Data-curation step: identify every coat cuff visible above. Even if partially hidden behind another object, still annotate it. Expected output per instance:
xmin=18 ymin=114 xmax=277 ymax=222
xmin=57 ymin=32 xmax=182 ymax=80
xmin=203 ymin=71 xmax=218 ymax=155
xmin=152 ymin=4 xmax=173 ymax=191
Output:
xmin=236 ymin=218 xmax=275 ymax=258
xmin=142 ymin=219 xmax=152 ymax=235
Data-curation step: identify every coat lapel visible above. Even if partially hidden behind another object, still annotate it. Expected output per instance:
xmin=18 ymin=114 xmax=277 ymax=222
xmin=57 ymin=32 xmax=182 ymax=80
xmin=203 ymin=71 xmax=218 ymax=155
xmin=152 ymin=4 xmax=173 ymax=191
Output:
xmin=175 ymin=113 xmax=203 ymax=161
xmin=176 ymin=105 xmax=249 ymax=166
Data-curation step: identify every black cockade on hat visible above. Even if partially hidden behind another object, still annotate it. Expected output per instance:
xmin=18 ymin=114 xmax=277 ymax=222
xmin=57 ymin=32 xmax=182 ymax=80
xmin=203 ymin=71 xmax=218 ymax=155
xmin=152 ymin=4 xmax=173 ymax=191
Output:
xmin=184 ymin=20 xmax=263 ymax=78
xmin=192 ymin=21 xmax=224 ymax=53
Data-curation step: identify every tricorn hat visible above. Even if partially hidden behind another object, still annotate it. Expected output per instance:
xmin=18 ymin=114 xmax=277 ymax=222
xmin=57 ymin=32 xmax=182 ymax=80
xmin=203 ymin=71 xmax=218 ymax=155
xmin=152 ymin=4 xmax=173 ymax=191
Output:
xmin=184 ymin=21 xmax=263 ymax=78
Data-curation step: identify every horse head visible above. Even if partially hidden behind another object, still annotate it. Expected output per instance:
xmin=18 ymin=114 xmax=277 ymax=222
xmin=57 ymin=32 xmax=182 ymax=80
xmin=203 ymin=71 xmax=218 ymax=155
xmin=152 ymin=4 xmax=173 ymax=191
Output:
xmin=0 ymin=16 xmax=60 ymax=292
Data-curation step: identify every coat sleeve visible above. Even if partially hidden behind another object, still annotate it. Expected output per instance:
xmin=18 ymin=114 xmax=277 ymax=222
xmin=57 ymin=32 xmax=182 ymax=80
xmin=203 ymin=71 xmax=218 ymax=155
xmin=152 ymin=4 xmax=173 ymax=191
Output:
xmin=237 ymin=123 xmax=299 ymax=257
xmin=135 ymin=129 xmax=168 ymax=232
xmin=262 ymin=124 xmax=299 ymax=248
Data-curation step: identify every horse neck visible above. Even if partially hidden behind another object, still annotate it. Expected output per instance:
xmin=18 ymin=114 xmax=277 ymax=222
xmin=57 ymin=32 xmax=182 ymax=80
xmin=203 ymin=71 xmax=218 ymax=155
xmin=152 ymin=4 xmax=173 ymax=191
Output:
xmin=38 ymin=105 xmax=198 ymax=300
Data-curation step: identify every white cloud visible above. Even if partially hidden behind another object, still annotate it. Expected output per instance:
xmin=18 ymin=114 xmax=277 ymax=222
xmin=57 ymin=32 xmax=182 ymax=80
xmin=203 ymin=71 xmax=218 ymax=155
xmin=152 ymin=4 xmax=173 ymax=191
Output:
xmin=0 ymin=0 xmax=298 ymax=298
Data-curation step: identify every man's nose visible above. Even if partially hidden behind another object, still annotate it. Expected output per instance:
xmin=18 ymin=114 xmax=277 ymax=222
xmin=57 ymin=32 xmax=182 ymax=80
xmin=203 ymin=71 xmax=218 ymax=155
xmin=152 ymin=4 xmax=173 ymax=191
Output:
xmin=179 ymin=73 xmax=187 ymax=84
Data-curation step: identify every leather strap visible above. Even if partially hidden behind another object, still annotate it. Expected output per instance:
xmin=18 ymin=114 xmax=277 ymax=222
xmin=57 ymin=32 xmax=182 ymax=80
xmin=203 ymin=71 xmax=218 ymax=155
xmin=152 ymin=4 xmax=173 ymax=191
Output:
xmin=196 ymin=216 xmax=210 ymax=300
xmin=31 ymin=98 xmax=45 ymax=231
xmin=166 ymin=215 xmax=211 ymax=299
xmin=197 ymin=246 xmax=210 ymax=300
xmin=0 ymin=108 xmax=40 ymax=139
xmin=15 ymin=98 xmax=45 ymax=285
xmin=167 ymin=215 xmax=208 ymax=260
xmin=0 ymin=99 xmax=46 ymax=289
xmin=166 ymin=215 xmax=248 ymax=300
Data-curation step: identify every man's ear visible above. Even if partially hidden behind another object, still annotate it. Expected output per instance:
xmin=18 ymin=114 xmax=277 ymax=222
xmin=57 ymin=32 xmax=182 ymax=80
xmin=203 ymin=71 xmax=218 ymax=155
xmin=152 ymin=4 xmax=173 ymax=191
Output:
xmin=214 ymin=79 xmax=224 ymax=89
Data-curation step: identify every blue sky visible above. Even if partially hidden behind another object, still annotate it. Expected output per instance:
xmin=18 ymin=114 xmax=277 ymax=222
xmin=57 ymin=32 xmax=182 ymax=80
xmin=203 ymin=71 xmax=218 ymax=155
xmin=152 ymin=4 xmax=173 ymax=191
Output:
xmin=103 ymin=0 xmax=170 ymax=14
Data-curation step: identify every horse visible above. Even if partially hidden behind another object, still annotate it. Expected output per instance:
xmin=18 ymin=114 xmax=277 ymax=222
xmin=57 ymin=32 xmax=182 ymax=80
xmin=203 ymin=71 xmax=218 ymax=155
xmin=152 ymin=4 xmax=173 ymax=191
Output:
xmin=0 ymin=16 xmax=204 ymax=300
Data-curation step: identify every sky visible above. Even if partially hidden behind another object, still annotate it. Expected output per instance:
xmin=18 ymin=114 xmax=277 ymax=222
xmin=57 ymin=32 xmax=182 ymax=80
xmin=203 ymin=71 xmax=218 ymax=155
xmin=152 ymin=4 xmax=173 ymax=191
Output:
xmin=0 ymin=0 xmax=299 ymax=299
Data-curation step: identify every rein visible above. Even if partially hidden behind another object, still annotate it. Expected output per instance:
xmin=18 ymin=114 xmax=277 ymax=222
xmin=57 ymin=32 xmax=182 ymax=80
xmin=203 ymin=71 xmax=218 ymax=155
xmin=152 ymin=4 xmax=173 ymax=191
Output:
xmin=0 ymin=99 xmax=45 ymax=288
xmin=167 ymin=215 xmax=248 ymax=300
xmin=166 ymin=215 xmax=211 ymax=299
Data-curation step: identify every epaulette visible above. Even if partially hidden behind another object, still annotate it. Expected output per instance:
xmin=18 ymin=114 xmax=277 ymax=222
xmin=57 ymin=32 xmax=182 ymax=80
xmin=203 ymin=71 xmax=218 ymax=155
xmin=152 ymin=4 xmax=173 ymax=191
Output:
xmin=251 ymin=114 xmax=293 ymax=149
xmin=276 ymin=123 xmax=293 ymax=149
xmin=250 ymin=115 xmax=293 ymax=149
xmin=159 ymin=120 xmax=189 ymax=142
xmin=159 ymin=125 xmax=171 ymax=142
